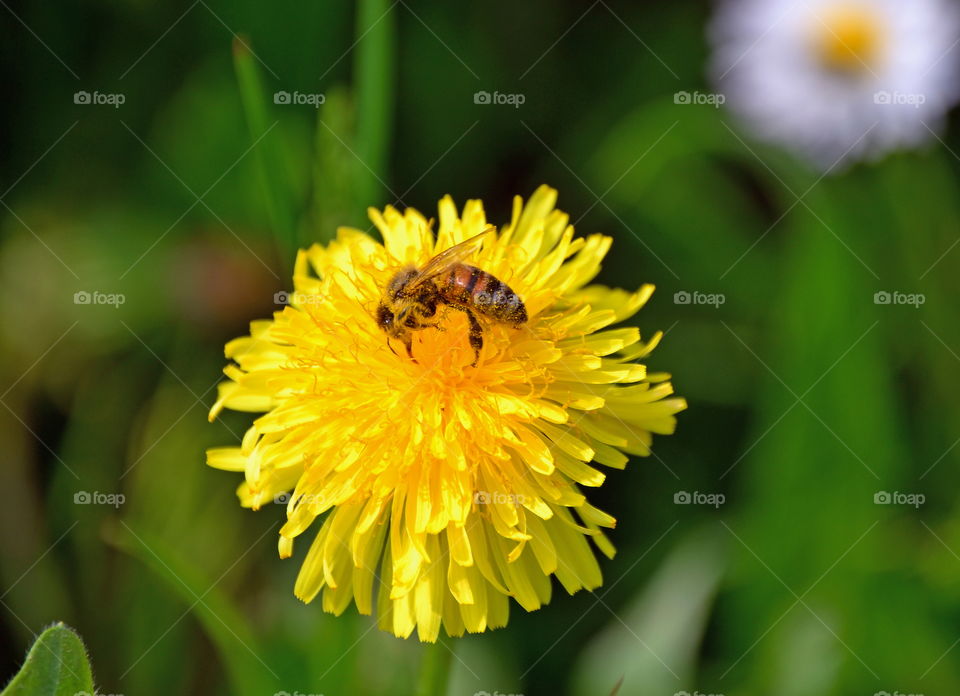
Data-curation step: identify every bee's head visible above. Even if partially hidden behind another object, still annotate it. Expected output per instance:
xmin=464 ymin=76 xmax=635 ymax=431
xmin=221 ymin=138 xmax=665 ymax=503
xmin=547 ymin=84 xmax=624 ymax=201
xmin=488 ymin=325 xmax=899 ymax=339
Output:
xmin=375 ymin=302 xmax=402 ymax=337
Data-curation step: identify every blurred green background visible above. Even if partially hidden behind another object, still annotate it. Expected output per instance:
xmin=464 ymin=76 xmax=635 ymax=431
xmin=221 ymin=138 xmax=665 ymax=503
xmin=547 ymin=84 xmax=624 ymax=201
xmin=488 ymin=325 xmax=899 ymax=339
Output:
xmin=2 ymin=1 xmax=960 ymax=695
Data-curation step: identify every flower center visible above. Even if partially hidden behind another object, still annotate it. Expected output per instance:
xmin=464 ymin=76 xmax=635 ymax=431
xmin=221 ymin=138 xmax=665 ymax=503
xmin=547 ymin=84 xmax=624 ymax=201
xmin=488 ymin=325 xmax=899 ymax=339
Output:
xmin=411 ymin=310 xmax=478 ymax=370
xmin=813 ymin=3 xmax=885 ymax=74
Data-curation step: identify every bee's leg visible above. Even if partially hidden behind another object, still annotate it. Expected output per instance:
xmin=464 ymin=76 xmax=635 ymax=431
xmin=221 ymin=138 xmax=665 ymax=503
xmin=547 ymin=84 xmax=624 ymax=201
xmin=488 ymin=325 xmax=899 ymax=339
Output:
xmin=464 ymin=309 xmax=484 ymax=366
xmin=389 ymin=335 xmax=416 ymax=362
xmin=415 ymin=320 xmax=445 ymax=331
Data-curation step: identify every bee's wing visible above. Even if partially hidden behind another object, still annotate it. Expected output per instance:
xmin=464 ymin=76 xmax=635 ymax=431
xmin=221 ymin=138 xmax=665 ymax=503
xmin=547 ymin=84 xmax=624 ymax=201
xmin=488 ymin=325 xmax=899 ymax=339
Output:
xmin=403 ymin=229 xmax=490 ymax=292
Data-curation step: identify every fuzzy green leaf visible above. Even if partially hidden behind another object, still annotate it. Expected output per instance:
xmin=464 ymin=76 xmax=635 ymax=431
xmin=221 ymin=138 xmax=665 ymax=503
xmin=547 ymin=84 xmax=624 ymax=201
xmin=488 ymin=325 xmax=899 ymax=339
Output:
xmin=2 ymin=623 xmax=95 ymax=696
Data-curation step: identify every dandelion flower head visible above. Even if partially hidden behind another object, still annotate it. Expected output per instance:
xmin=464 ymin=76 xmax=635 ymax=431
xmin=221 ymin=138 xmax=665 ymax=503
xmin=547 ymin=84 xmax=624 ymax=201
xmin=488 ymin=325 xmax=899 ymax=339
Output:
xmin=207 ymin=186 xmax=686 ymax=641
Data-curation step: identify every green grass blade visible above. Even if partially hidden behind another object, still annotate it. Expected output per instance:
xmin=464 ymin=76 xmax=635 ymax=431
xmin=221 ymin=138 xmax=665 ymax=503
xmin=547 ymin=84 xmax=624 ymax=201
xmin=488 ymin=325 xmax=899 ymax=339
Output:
xmin=570 ymin=527 xmax=727 ymax=696
xmin=352 ymin=0 xmax=396 ymax=209
xmin=106 ymin=521 xmax=275 ymax=696
xmin=312 ymin=87 xmax=362 ymax=237
xmin=233 ymin=35 xmax=299 ymax=264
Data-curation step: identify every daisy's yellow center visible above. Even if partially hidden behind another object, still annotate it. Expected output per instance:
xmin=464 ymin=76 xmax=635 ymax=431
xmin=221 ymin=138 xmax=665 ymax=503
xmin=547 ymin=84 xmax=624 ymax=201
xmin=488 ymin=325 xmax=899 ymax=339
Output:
xmin=813 ymin=4 xmax=885 ymax=74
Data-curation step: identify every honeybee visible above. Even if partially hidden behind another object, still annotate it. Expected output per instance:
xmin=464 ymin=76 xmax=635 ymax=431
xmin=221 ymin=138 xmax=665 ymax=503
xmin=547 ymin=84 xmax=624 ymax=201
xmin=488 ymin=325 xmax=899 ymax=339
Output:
xmin=375 ymin=230 xmax=527 ymax=366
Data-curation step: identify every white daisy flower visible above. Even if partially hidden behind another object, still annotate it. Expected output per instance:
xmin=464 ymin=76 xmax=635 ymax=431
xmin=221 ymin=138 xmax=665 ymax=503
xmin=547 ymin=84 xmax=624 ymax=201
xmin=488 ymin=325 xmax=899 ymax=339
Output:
xmin=710 ymin=0 xmax=960 ymax=169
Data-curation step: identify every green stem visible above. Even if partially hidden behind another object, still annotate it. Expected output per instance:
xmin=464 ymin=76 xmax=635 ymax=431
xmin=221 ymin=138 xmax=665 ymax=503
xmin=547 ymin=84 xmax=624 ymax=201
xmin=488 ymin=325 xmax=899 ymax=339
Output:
xmin=415 ymin=638 xmax=453 ymax=696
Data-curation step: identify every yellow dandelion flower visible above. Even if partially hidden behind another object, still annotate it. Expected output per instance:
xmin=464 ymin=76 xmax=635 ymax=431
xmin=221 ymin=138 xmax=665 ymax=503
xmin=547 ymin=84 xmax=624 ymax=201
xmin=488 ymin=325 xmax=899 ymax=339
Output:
xmin=206 ymin=185 xmax=686 ymax=642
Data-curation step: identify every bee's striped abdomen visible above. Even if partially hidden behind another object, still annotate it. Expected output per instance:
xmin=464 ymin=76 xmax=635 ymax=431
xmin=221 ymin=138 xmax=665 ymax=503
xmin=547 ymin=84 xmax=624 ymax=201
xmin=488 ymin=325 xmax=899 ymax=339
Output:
xmin=438 ymin=264 xmax=527 ymax=325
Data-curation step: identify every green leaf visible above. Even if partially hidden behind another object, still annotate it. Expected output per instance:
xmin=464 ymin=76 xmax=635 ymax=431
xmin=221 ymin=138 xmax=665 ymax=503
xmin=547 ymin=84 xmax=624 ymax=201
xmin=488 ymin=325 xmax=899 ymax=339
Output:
xmin=2 ymin=623 xmax=95 ymax=696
